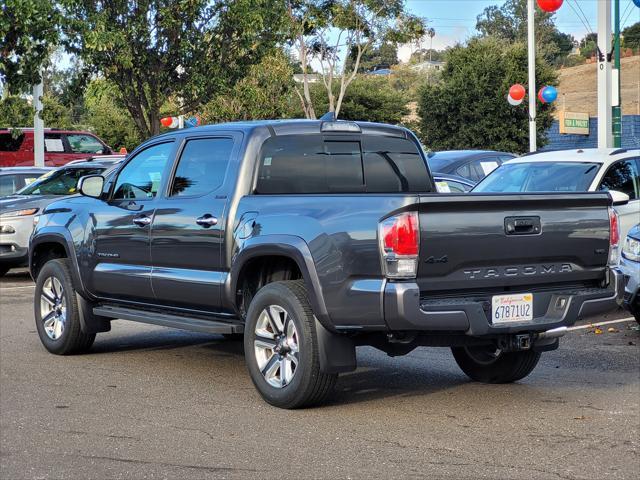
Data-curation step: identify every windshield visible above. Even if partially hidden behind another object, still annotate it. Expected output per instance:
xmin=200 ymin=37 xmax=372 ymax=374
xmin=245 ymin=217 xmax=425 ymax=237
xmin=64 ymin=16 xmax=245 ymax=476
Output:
xmin=473 ymin=161 xmax=600 ymax=193
xmin=18 ymin=167 xmax=105 ymax=196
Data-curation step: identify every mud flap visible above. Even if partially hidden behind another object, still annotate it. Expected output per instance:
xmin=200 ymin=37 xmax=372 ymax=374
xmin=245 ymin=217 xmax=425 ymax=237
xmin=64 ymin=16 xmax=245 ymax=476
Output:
xmin=77 ymin=294 xmax=111 ymax=334
xmin=315 ymin=318 xmax=356 ymax=373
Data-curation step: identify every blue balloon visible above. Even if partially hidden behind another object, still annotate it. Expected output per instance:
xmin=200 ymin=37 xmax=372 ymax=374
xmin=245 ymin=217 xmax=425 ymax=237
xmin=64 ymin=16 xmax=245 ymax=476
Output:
xmin=541 ymin=86 xmax=558 ymax=103
xmin=633 ymin=0 xmax=639 ymax=8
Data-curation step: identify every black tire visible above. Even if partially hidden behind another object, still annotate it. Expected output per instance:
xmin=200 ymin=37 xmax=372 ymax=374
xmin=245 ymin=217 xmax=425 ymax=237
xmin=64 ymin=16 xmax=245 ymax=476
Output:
xmin=451 ymin=345 xmax=541 ymax=383
xmin=0 ymin=265 xmax=10 ymax=277
xmin=34 ymin=259 xmax=95 ymax=355
xmin=244 ymin=280 xmax=337 ymax=409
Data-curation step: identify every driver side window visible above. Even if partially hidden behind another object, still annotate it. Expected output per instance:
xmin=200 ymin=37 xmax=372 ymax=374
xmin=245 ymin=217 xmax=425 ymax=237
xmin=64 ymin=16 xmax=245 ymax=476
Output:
xmin=113 ymin=142 xmax=173 ymax=200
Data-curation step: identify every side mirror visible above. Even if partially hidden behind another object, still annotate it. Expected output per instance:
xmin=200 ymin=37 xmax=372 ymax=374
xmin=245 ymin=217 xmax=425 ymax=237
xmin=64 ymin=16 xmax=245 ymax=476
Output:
xmin=78 ymin=175 xmax=105 ymax=198
xmin=609 ymin=190 xmax=630 ymax=206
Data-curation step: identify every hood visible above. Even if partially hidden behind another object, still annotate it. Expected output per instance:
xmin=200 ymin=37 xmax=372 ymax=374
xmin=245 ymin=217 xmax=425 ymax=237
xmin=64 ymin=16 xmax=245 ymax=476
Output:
xmin=0 ymin=194 xmax=70 ymax=214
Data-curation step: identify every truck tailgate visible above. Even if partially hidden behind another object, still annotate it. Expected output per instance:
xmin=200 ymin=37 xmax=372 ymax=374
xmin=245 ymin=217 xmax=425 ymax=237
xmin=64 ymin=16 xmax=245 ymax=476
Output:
xmin=416 ymin=193 xmax=612 ymax=295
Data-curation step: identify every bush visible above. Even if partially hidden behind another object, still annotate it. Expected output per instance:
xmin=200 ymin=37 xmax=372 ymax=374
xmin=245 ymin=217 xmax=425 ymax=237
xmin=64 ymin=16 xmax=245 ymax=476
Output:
xmin=417 ymin=37 xmax=557 ymax=154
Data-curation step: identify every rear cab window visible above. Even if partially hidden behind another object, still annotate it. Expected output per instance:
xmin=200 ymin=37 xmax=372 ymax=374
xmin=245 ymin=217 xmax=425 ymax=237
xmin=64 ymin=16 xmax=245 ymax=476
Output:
xmin=256 ymin=134 xmax=431 ymax=194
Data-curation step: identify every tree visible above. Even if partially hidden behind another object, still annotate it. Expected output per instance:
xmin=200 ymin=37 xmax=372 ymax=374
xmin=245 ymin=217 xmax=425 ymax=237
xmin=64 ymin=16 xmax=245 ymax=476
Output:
xmin=476 ymin=0 xmax=575 ymax=64
xmin=622 ymin=22 xmax=640 ymax=51
xmin=578 ymin=32 xmax=598 ymax=58
xmin=287 ymin=0 xmax=425 ymax=119
xmin=0 ymin=94 xmax=72 ymax=129
xmin=346 ymin=42 xmax=399 ymax=72
xmin=201 ymin=51 xmax=298 ymax=123
xmin=0 ymin=0 xmax=60 ymax=93
xmin=83 ymin=79 xmax=142 ymax=151
xmin=305 ymin=75 xmax=408 ymax=124
xmin=417 ymin=37 xmax=557 ymax=154
xmin=62 ymin=0 xmax=289 ymax=139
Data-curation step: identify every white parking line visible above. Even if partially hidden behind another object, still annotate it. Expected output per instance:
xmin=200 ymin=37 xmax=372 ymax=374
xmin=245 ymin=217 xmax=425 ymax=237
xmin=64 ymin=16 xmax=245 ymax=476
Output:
xmin=0 ymin=285 xmax=36 ymax=291
xmin=568 ymin=317 xmax=636 ymax=331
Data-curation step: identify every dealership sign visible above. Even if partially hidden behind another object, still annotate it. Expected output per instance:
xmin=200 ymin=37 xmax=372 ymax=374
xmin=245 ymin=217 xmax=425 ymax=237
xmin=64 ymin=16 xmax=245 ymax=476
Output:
xmin=559 ymin=111 xmax=590 ymax=135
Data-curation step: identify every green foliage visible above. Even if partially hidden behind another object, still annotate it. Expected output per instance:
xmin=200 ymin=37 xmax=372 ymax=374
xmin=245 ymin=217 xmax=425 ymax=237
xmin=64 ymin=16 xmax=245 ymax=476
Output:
xmin=0 ymin=95 xmax=32 ymax=126
xmin=0 ymin=94 xmax=71 ymax=129
xmin=82 ymin=79 xmax=142 ymax=151
xmin=417 ymin=37 xmax=557 ymax=155
xmin=622 ymin=22 xmax=640 ymax=51
xmin=201 ymin=52 xmax=298 ymax=123
xmin=62 ymin=0 xmax=289 ymax=139
xmin=579 ymin=32 xmax=597 ymax=58
xmin=346 ymin=42 xmax=399 ymax=72
xmin=307 ymin=75 xmax=408 ymax=124
xmin=476 ymin=0 xmax=575 ymax=64
xmin=0 ymin=0 xmax=60 ymax=93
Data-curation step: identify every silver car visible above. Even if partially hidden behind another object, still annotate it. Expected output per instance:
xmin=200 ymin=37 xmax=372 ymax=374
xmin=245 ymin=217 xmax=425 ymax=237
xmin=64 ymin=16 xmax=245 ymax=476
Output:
xmin=0 ymin=167 xmax=52 ymax=196
xmin=620 ymin=224 xmax=640 ymax=323
xmin=0 ymin=160 xmax=121 ymax=276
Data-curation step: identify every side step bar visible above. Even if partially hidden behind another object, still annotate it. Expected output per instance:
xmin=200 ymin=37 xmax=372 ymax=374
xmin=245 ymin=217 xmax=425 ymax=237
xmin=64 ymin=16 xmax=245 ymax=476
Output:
xmin=93 ymin=305 xmax=243 ymax=335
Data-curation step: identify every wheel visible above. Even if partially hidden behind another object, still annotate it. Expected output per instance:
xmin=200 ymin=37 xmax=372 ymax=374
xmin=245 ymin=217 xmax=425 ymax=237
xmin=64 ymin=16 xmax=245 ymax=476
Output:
xmin=0 ymin=265 xmax=10 ymax=277
xmin=34 ymin=259 xmax=95 ymax=355
xmin=244 ymin=280 xmax=337 ymax=409
xmin=451 ymin=344 xmax=541 ymax=383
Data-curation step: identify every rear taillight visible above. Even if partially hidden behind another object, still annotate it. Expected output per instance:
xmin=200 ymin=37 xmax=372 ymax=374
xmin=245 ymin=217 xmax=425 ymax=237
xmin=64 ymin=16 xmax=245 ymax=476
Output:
xmin=608 ymin=207 xmax=620 ymax=265
xmin=379 ymin=212 xmax=419 ymax=278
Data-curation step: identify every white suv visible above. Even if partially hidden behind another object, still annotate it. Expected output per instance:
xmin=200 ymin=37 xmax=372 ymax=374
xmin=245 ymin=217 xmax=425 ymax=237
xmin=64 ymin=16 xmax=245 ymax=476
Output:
xmin=474 ymin=148 xmax=640 ymax=241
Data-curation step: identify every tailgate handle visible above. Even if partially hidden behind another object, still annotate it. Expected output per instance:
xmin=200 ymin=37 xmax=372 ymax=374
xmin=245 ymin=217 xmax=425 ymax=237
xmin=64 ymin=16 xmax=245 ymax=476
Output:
xmin=505 ymin=216 xmax=541 ymax=235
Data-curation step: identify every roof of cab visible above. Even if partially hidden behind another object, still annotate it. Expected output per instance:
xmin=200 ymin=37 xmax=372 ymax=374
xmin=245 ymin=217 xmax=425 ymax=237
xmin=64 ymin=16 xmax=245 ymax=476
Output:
xmin=150 ymin=119 xmax=410 ymax=140
xmin=509 ymin=148 xmax=640 ymax=164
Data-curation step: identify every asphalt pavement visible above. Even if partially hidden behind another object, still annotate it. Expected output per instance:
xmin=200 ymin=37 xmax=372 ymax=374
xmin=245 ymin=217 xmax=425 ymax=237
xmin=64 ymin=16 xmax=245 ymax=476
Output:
xmin=1 ymin=269 xmax=638 ymax=479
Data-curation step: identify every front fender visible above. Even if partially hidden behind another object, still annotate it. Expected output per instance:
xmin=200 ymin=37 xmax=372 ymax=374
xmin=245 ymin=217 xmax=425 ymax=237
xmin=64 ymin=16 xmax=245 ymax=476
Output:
xmin=30 ymin=228 xmax=85 ymax=295
xmin=226 ymin=234 xmax=333 ymax=331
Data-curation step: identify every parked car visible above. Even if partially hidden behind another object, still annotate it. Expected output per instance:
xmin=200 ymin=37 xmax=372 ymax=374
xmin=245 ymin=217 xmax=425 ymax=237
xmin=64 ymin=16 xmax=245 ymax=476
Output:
xmin=0 ymin=159 xmax=122 ymax=276
xmin=433 ymin=173 xmax=475 ymax=193
xmin=620 ymin=224 xmax=640 ymax=323
xmin=29 ymin=120 xmax=622 ymax=409
xmin=0 ymin=167 xmax=52 ymax=197
xmin=427 ymin=150 xmax=516 ymax=184
xmin=0 ymin=128 xmax=113 ymax=167
xmin=473 ymin=148 xmax=640 ymax=243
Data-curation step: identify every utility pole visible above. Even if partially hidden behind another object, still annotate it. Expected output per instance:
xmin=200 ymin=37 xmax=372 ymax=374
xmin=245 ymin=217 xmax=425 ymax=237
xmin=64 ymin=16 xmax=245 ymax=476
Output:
xmin=33 ymin=75 xmax=45 ymax=167
xmin=597 ymin=0 xmax=613 ymax=148
xmin=527 ymin=0 xmax=537 ymax=152
xmin=612 ymin=0 xmax=622 ymax=148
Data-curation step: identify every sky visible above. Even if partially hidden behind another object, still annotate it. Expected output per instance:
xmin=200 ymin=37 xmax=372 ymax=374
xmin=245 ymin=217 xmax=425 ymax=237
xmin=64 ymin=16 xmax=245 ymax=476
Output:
xmin=399 ymin=0 xmax=639 ymax=61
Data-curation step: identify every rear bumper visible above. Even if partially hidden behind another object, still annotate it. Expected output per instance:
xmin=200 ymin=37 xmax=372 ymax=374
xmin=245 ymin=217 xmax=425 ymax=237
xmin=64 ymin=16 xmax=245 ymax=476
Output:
xmin=384 ymin=268 xmax=624 ymax=336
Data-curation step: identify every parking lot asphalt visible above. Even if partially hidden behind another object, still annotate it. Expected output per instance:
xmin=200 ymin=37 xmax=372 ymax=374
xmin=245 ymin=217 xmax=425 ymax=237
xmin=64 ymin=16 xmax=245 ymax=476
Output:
xmin=1 ymin=269 xmax=639 ymax=480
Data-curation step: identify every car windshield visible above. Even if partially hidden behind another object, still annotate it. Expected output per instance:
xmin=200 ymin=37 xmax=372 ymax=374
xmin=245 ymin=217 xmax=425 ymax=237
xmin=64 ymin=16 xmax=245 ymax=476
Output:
xmin=473 ymin=161 xmax=600 ymax=193
xmin=17 ymin=167 xmax=105 ymax=196
xmin=428 ymin=152 xmax=471 ymax=172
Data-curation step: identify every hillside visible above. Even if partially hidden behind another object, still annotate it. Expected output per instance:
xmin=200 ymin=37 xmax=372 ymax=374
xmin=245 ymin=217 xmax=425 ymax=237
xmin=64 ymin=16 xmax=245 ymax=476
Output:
xmin=556 ymin=55 xmax=639 ymax=118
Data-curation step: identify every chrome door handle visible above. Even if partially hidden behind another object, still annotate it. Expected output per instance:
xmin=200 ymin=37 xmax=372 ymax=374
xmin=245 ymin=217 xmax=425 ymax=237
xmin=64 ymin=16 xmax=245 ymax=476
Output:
xmin=196 ymin=215 xmax=218 ymax=227
xmin=133 ymin=215 xmax=151 ymax=227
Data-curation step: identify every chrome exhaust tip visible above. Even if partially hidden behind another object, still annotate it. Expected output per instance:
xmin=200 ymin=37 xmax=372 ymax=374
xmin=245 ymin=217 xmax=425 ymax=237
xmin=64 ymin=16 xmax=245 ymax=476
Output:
xmin=537 ymin=326 xmax=568 ymax=340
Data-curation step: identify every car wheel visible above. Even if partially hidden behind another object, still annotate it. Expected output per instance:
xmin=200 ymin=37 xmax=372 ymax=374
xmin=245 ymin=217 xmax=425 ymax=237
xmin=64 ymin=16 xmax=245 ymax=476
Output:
xmin=244 ymin=280 xmax=337 ymax=409
xmin=0 ymin=265 xmax=9 ymax=277
xmin=34 ymin=259 xmax=95 ymax=355
xmin=451 ymin=344 xmax=541 ymax=383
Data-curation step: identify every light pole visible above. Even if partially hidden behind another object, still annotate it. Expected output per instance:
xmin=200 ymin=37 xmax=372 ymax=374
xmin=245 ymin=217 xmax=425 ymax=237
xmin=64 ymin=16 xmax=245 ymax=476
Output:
xmin=612 ymin=0 xmax=622 ymax=148
xmin=33 ymin=73 xmax=44 ymax=167
xmin=527 ymin=0 xmax=537 ymax=152
xmin=597 ymin=0 xmax=613 ymax=148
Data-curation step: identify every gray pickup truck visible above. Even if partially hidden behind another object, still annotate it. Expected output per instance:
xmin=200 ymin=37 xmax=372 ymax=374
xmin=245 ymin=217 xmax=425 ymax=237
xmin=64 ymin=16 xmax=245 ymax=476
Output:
xmin=29 ymin=120 xmax=623 ymax=408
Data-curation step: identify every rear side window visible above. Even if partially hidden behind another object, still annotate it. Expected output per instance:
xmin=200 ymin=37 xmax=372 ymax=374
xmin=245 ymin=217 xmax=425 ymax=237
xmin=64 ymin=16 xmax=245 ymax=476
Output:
xmin=0 ymin=133 xmax=25 ymax=152
xmin=170 ymin=138 xmax=234 ymax=196
xmin=44 ymin=134 xmax=65 ymax=153
xmin=256 ymin=134 xmax=429 ymax=194
xmin=66 ymin=134 xmax=105 ymax=154
xmin=598 ymin=159 xmax=639 ymax=200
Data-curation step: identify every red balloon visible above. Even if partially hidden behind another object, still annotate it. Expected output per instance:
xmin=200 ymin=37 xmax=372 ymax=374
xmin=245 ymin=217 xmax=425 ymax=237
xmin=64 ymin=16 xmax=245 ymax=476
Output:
xmin=537 ymin=88 xmax=547 ymax=104
xmin=537 ymin=0 xmax=563 ymax=13
xmin=160 ymin=117 xmax=173 ymax=127
xmin=509 ymin=84 xmax=526 ymax=101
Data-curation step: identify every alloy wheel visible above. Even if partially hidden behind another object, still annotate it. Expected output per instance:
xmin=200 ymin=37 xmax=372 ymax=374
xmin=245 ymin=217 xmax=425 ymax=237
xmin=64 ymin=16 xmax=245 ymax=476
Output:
xmin=40 ymin=276 xmax=67 ymax=341
xmin=253 ymin=305 xmax=299 ymax=388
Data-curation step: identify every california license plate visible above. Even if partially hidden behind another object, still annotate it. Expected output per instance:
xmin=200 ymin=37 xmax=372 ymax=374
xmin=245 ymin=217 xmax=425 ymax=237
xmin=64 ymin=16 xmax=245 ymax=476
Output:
xmin=492 ymin=293 xmax=533 ymax=324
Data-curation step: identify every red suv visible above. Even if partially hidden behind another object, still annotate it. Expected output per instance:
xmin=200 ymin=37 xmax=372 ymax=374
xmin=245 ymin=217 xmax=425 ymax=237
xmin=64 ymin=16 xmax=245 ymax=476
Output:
xmin=0 ymin=129 xmax=113 ymax=167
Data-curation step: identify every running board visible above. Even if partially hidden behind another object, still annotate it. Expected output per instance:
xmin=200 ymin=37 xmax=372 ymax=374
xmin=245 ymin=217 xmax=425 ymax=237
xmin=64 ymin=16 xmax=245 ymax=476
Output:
xmin=93 ymin=305 xmax=243 ymax=334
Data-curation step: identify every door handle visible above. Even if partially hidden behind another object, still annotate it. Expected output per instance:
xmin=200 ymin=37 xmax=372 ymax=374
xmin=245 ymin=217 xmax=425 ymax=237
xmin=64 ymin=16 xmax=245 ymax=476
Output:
xmin=196 ymin=215 xmax=218 ymax=227
xmin=133 ymin=215 xmax=152 ymax=227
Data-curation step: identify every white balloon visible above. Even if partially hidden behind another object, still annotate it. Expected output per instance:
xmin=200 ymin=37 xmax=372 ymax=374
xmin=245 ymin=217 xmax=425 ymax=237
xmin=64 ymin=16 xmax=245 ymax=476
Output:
xmin=507 ymin=94 xmax=523 ymax=106
xmin=169 ymin=116 xmax=179 ymax=128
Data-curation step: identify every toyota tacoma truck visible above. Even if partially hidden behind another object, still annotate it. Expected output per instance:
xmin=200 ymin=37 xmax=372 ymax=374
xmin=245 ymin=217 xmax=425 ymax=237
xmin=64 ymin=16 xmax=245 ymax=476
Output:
xmin=29 ymin=120 xmax=624 ymax=408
